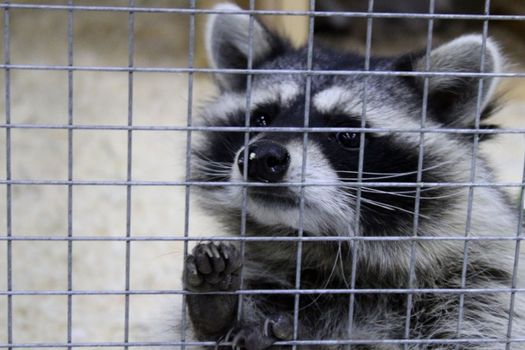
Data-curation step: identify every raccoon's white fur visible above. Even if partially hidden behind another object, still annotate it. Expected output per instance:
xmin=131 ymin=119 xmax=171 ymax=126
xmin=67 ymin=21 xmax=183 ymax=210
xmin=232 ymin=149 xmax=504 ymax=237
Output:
xmin=183 ymin=3 xmax=525 ymax=349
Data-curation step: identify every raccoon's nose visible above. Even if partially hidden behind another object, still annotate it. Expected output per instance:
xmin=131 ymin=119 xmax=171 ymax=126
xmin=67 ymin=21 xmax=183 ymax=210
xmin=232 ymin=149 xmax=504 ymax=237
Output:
xmin=237 ymin=141 xmax=290 ymax=183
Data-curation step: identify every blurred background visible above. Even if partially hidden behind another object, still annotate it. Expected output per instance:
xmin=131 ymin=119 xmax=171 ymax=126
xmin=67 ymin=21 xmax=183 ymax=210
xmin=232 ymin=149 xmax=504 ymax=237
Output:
xmin=0 ymin=0 xmax=523 ymax=347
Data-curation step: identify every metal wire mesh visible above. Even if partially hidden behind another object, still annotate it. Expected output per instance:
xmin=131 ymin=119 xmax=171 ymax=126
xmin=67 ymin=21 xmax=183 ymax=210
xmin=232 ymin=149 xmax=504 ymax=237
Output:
xmin=1 ymin=1 xmax=525 ymax=349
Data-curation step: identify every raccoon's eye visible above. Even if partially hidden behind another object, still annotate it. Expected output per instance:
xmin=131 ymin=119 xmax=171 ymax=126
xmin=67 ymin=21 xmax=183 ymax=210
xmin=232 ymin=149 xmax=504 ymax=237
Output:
xmin=250 ymin=104 xmax=278 ymax=128
xmin=336 ymin=132 xmax=361 ymax=150
xmin=252 ymin=114 xmax=270 ymax=127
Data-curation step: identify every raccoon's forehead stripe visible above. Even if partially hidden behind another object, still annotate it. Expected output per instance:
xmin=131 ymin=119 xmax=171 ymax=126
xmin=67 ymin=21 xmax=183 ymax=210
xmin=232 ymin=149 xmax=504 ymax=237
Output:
xmin=342 ymin=99 xmax=471 ymax=165
xmin=313 ymin=86 xmax=442 ymax=141
xmin=250 ymin=81 xmax=300 ymax=105
xmin=278 ymin=81 xmax=301 ymax=103
xmin=313 ymin=86 xmax=353 ymax=114
xmin=205 ymin=82 xmax=300 ymax=120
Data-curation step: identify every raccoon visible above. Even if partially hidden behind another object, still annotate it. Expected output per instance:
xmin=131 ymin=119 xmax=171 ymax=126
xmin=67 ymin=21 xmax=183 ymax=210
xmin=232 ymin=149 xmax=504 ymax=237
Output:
xmin=183 ymin=3 xmax=525 ymax=349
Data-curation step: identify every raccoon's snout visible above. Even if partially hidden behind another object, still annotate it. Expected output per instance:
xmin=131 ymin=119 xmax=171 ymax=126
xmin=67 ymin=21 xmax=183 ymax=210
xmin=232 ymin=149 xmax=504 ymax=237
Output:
xmin=237 ymin=140 xmax=290 ymax=183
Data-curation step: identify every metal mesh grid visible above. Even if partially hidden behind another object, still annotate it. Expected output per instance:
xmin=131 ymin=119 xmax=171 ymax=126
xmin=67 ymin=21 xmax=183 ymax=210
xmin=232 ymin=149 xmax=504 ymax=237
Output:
xmin=1 ymin=0 xmax=525 ymax=349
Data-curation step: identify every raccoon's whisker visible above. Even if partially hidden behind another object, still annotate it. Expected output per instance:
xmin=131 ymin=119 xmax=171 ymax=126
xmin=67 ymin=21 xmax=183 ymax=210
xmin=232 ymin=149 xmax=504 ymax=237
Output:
xmin=360 ymin=198 xmax=399 ymax=212
xmin=335 ymin=160 xmax=455 ymax=179
xmin=192 ymin=162 xmax=232 ymax=173
xmin=193 ymin=157 xmax=232 ymax=168
xmin=191 ymin=167 xmax=231 ymax=176
xmin=192 ymin=159 xmax=231 ymax=168
xmin=340 ymin=160 xmax=454 ymax=175
xmin=336 ymin=170 xmax=411 ymax=176
xmin=342 ymin=192 xmax=396 ymax=212
xmin=300 ymin=242 xmax=345 ymax=312
xmin=194 ymin=170 xmax=231 ymax=177
xmin=408 ymin=189 xmax=467 ymax=200
xmin=190 ymin=162 xmax=232 ymax=180
xmin=337 ymin=243 xmax=351 ymax=290
xmin=193 ymin=169 xmax=231 ymax=176
xmin=364 ymin=186 xmax=461 ymax=195
xmin=368 ymin=187 xmax=439 ymax=195
xmin=204 ymin=134 xmax=241 ymax=157
xmin=337 ymin=192 xmax=384 ymax=217
xmin=360 ymin=186 xmax=467 ymax=200
xmin=370 ymin=201 xmax=433 ymax=219
xmin=337 ymin=174 xmax=415 ymax=181
xmin=342 ymin=192 xmax=432 ymax=219
xmin=192 ymin=155 xmax=232 ymax=170
xmin=201 ymin=161 xmax=231 ymax=168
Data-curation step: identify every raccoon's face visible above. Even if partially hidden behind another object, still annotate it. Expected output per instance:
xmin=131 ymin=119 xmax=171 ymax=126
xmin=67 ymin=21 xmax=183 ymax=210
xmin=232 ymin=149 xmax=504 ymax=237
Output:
xmin=194 ymin=3 xmax=503 ymax=237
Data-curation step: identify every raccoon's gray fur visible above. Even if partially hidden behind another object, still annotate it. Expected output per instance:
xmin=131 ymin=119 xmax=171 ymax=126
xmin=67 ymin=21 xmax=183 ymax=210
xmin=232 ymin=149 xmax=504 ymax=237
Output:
xmin=182 ymin=3 xmax=525 ymax=349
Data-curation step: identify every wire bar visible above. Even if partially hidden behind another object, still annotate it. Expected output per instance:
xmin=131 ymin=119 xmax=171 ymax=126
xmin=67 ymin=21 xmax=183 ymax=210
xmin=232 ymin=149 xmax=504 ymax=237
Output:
xmin=506 ymin=154 xmax=525 ymax=349
xmin=0 ymin=3 xmax=524 ymax=21
xmin=347 ymin=0 xmax=374 ymax=345
xmin=180 ymin=0 xmax=196 ymax=348
xmin=292 ymin=1 xmax=316 ymax=347
xmin=3 ymin=1 xmax=13 ymax=349
xmin=0 ymin=64 xmax=524 ymax=77
xmin=1 ymin=179 xmax=524 ymax=188
xmin=456 ymin=0 xmax=492 ymax=344
xmin=1 ymin=235 xmax=525 ymax=243
xmin=4 ymin=123 xmax=525 ymax=134
xmin=1 ymin=287 xmax=524 ymax=297
xmin=123 ymin=1 xmax=135 ymax=349
xmin=403 ymin=1 xmax=435 ymax=345
xmin=66 ymin=1 xmax=74 ymax=348
xmin=235 ymin=0 xmax=256 ymax=329
xmin=2 ymin=337 xmax=525 ymax=349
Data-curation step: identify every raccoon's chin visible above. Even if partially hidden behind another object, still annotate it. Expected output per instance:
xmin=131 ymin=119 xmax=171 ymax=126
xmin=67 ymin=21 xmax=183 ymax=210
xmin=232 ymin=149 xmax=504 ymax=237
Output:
xmin=244 ymin=193 xmax=356 ymax=237
xmin=247 ymin=188 xmax=300 ymax=208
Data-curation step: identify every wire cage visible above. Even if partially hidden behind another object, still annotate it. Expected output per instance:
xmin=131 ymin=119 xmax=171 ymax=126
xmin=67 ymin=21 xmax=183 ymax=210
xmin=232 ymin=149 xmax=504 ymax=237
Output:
xmin=1 ymin=0 xmax=525 ymax=349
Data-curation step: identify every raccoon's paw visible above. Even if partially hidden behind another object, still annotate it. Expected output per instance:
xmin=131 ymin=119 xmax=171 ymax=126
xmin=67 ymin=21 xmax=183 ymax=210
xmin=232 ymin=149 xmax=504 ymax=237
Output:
xmin=184 ymin=242 xmax=242 ymax=292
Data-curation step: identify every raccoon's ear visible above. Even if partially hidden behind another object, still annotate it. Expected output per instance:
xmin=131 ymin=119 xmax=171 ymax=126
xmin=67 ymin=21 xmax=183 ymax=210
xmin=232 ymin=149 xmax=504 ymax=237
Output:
xmin=411 ymin=35 xmax=503 ymax=127
xmin=206 ymin=3 xmax=287 ymax=91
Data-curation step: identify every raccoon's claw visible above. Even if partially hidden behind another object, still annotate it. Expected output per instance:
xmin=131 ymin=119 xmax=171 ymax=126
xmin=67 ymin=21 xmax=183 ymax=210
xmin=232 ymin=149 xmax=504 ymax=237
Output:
xmin=185 ymin=255 xmax=204 ymax=287
xmin=184 ymin=242 xmax=242 ymax=292
xmin=221 ymin=314 xmax=292 ymax=350
xmin=263 ymin=313 xmax=293 ymax=340
xmin=230 ymin=326 xmax=275 ymax=350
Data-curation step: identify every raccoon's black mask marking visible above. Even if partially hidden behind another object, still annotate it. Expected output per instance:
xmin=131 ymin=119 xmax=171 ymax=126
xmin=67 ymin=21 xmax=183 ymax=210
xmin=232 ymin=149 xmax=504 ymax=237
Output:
xmin=197 ymin=99 xmax=450 ymax=235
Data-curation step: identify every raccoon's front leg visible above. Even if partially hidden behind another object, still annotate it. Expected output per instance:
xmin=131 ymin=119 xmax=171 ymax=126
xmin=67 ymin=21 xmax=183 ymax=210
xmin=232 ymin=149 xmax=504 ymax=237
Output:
xmin=184 ymin=242 xmax=294 ymax=349
xmin=184 ymin=242 xmax=242 ymax=339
